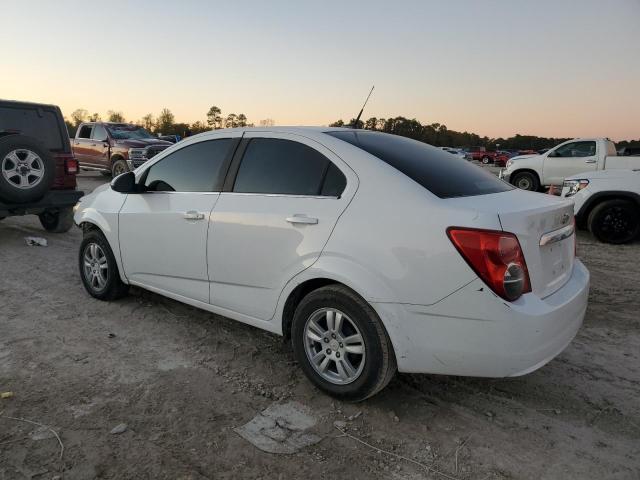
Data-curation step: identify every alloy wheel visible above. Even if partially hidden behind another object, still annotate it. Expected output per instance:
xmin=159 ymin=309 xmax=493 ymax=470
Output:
xmin=83 ymin=243 xmax=109 ymax=291
xmin=1 ymin=149 xmax=45 ymax=189
xmin=303 ymin=308 xmax=366 ymax=385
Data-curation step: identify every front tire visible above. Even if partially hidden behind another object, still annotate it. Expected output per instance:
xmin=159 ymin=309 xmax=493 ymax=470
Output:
xmin=511 ymin=171 xmax=540 ymax=191
xmin=111 ymin=159 xmax=128 ymax=178
xmin=291 ymin=285 xmax=396 ymax=401
xmin=588 ymin=199 xmax=639 ymax=244
xmin=79 ymin=229 xmax=129 ymax=300
xmin=481 ymin=156 xmax=491 ymax=164
xmin=38 ymin=207 xmax=74 ymax=233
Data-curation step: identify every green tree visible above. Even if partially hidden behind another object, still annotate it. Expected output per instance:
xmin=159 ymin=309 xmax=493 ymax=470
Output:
xmin=88 ymin=112 xmax=101 ymax=122
xmin=207 ymin=106 xmax=222 ymax=129
xmin=259 ymin=118 xmax=275 ymax=127
xmin=225 ymin=113 xmax=238 ymax=128
xmin=237 ymin=114 xmax=248 ymax=127
xmin=140 ymin=114 xmax=154 ymax=131
xmin=190 ymin=121 xmax=209 ymax=134
xmin=70 ymin=109 xmax=88 ymax=127
xmin=107 ymin=110 xmax=125 ymax=122
xmin=156 ymin=108 xmax=175 ymax=134
xmin=329 ymin=119 xmax=344 ymax=127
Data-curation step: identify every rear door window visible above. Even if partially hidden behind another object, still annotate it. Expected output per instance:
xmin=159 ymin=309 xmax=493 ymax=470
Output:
xmin=327 ymin=130 xmax=512 ymax=198
xmin=91 ymin=125 xmax=108 ymax=141
xmin=233 ymin=138 xmax=346 ymax=196
xmin=77 ymin=125 xmax=93 ymax=139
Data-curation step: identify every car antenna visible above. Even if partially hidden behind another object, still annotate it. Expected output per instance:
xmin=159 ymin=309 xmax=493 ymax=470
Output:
xmin=352 ymin=85 xmax=375 ymax=129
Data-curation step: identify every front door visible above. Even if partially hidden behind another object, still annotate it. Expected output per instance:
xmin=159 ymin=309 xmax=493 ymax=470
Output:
xmin=89 ymin=124 xmax=110 ymax=170
xmin=544 ymin=140 xmax=598 ymax=185
xmin=118 ymin=134 xmax=239 ymax=303
xmin=208 ymin=132 xmax=356 ymax=321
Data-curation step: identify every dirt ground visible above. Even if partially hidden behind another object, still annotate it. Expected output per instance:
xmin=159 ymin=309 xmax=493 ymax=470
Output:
xmin=1 ymin=172 xmax=639 ymax=480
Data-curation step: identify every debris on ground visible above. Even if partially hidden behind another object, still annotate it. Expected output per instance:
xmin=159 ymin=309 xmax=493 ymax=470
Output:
xmin=235 ymin=401 xmax=322 ymax=454
xmin=1 ymin=391 xmax=14 ymax=399
xmin=29 ymin=425 xmax=56 ymax=441
xmin=24 ymin=236 xmax=47 ymax=247
xmin=110 ymin=423 xmax=128 ymax=435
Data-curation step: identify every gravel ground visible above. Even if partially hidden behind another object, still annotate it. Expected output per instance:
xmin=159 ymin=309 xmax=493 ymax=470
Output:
xmin=1 ymin=172 xmax=638 ymax=479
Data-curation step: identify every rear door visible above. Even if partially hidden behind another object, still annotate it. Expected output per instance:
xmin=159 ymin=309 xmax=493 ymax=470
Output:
xmin=207 ymin=132 xmax=357 ymax=320
xmin=89 ymin=124 xmax=110 ymax=169
xmin=544 ymin=140 xmax=598 ymax=185
xmin=73 ymin=124 xmax=95 ymax=166
xmin=118 ymin=134 xmax=240 ymax=303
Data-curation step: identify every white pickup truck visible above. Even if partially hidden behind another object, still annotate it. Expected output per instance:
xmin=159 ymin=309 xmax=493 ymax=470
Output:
xmin=500 ymin=138 xmax=640 ymax=191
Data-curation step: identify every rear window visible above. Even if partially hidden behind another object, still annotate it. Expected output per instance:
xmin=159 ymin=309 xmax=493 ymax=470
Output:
xmin=0 ymin=105 xmax=67 ymax=152
xmin=326 ymin=130 xmax=512 ymax=198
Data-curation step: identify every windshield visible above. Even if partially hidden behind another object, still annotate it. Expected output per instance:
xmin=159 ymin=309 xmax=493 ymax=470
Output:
xmin=107 ymin=125 xmax=154 ymax=140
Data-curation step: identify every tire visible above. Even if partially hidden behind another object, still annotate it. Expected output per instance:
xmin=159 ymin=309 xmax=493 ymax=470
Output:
xmin=587 ymin=199 xmax=639 ymax=244
xmin=511 ymin=171 xmax=540 ymax=191
xmin=111 ymin=159 xmax=128 ymax=178
xmin=38 ymin=207 xmax=75 ymax=233
xmin=291 ymin=285 xmax=396 ymax=401
xmin=0 ymin=135 xmax=55 ymax=203
xmin=481 ymin=156 xmax=491 ymax=164
xmin=79 ymin=229 xmax=129 ymax=301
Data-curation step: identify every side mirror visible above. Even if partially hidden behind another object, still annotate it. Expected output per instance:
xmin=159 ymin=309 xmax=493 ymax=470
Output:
xmin=111 ymin=171 xmax=136 ymax=193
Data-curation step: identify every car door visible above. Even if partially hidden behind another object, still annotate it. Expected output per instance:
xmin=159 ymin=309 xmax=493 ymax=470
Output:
xmin=118 ymin=134 xmax=240 ymax=303
xmin=89 ymin=124 xmax=110 ymax=169
xmin=208 ymin=132 xmax=357 ymax=321
xmin=544 ymin=140 xmax=598 ymax=185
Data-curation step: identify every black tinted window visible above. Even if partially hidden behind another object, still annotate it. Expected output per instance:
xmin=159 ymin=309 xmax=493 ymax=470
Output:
xmin=144 ymin=139 xmax=233 ymax=192
xmin=327 ymin=130 xmax=512 ymax=198
xmin=553 ymin=141 xmax=596 ymax=158
xmin=321 ymin=163 xmax=347 ymax=197
xmin=78 ymin=125 xmax=92 ymax=139
xmin=234 ymin=138 xmax=342 ymax=196
xmin=0 ymin=106 xmax=65 ymax=151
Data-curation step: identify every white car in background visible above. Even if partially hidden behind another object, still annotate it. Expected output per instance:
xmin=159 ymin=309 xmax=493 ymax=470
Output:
xmin=562 ymin=169 xmax=640 ymax=244
xmin=74 ymin=127 xmax=589 ymax=401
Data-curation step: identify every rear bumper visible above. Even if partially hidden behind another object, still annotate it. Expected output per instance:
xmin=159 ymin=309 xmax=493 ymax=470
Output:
xmin=372 ymin=259 xmax=589 ymax=377
xmin=0 ymin=189 xmax=84 ymax=217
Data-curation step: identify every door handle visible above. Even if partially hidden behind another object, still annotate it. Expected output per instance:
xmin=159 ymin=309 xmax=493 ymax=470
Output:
xmin=183 ymin=211 xmax=205 ymax=221
xmin=584 ymin=159 xmax=596 ymax=163
xmin=286 ymin=214 xmax=318 ymax=225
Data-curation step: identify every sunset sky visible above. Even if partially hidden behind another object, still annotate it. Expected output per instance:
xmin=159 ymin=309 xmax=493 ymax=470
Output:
xmin=2 ymin=0 xmax=639 ymax=140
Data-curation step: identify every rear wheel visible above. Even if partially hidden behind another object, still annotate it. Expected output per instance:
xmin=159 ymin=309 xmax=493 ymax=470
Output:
xmin=111 ymin=159 xmax=128 ymax=178
xmin=481 ymin=156 xmax=491 ymax=164
xmin=79 ymin=229 xmax=129 ymax=300
xmin=291 ymin=285 xmax=396 ymax=401
xmin=39 ymin=207 xmax=74 ymax=233
xmin=511 ymin=171 xmax=540 ymax=191
xmin=588 ymin=199 xmax=639 ymax=244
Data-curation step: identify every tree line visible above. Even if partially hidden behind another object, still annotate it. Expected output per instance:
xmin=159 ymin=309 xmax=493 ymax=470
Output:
xmin=330 ymin=116 xmax=639 ymax=150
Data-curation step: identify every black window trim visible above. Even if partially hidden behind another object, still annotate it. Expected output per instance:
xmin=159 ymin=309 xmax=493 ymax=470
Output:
xmin=137 ymin=136 xmax=241 ymax=193
xmin=222 ymin=136 xmax=346 ymax=199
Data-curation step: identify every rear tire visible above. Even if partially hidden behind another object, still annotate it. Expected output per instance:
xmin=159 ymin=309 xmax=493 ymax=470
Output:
xmin=291 ymin=285 xmax=396 ymax=401
xmin=588 ymin=199 xmax=639 ymax=244
xmin=79 ymin=229 xmax=129 ymax=300
xmin=0 ymin=135 xmax=55 ymax=203
xmin=39 ymin=207 xmax=74 ymax=233
xmin=511 ymin=171 xmax=540 ymax=191
xmin=111 ymin=159 xmax=128 ymax=178
xmin=481 ymin=156 xmax=491 ymax=164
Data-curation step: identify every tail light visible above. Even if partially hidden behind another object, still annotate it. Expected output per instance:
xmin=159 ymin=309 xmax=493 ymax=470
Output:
xmin=56 ymin=154 xmax=78 ymax=174
xmin=447 ymin=227 xmax=531 ymax=301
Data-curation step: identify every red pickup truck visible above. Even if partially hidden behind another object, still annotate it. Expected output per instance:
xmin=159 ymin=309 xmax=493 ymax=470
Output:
xmin=464 ymin=147 xmax=498 ymax=164
xmin=72 ymin=122 xmax=172 ymax=177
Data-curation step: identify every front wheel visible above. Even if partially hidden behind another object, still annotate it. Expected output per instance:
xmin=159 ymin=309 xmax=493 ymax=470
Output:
xmin=79 ymin=229 xmax=129 ymax=300
xmin=111 ymin=159 xmax=128 ymax=178
xmin=38 ymin=207 xmax=74 ymax=233
xmin=588 ymin=199 xmax=639 ymax=244
xmin=291 ymin=285 xmax=396 ymax=401
xmin=511 ymin=171 xmax=540 ymax=191
xmin=481 ymin=156 xmax=491 ymax=164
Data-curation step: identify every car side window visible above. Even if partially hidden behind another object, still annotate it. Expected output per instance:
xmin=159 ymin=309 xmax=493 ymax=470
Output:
xmin=91 ymin=125 xmax=107 ymax=141
xmin=143 ymin=139 xmax=233 ymax=192
xmin=78 ymin=125 xmax=93 ymax=139
xmin=553 ymin=141 xmax=596 ymax=158
xmin=233 ymin=138 xmax=346 ymax=196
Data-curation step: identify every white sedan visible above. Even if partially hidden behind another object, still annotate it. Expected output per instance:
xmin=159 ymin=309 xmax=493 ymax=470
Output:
xmin=74 ymin=127 xmax=590 ymax=401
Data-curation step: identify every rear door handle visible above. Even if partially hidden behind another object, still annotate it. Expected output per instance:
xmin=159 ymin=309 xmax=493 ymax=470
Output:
xmin=584 ymin=159 xmax=596 ymax=163
xmin=183 ymin=211 xmax=205 ymax=221
xmin=286 ymin=214 xmax=318 ymax=225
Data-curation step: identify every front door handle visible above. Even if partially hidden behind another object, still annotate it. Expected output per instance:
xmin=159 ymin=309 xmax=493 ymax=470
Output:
xmin=183 ymin=211 xmax=205 ymax=221
xmin=286 ymin=214 xmax=318 ymax=225
xmin=584 ymin=159 xmax=596 ymax=163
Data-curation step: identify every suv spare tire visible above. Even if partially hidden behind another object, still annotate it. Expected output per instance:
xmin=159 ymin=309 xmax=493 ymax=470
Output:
xmin=0 ymin=135 xmax=55 ymax=203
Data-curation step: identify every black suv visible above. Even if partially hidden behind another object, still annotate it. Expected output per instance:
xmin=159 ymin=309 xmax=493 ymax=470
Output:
xmin=0 ymin=100 xmax=83 ymax=232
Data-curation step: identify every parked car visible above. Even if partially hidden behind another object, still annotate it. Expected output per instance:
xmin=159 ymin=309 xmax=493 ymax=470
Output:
xmin=464 ymin=146 xmax=498 ymax=164
xmin=157 ymin=134 xmax=181 ymax=144
xmin=0 ymin=99 xmax=82 ymax=232
xmin=440 ymin=146 xmax=466 ymax=160
xmin=617 ymin=146 xmax=640 ymax=156
xmin=561 ymin=169 xmax=640 ymax=244
xmin=74 ymin=127 xmax=589 ymax=401
xmin=500 ymin=138 xmax=640 ymax=191
xmin=72 ymin=122 xmax=172 ymax=177
xmin=494 ymin=150 xmax=538 ymax=167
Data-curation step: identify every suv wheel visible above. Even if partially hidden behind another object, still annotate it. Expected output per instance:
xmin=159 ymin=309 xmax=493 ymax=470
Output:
xmin=511 ymin=171 xmax=540 ymax=191
xmin=79 ymin=230 xmax=129 ymax=300
xmin=588 ymin=199 xmax=639 ymax=244
xmin=0 ymin=135 xmax=55 ymax=203
xmin=39 ymin=207 xmax=74 ymax=233
xmin=111 ymin=159 xmax=128 ymax=177
xmin=291 ymin=285 xmax=396 ymax=401
xmin=481 ymin=156 xmax=491 ymax=164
